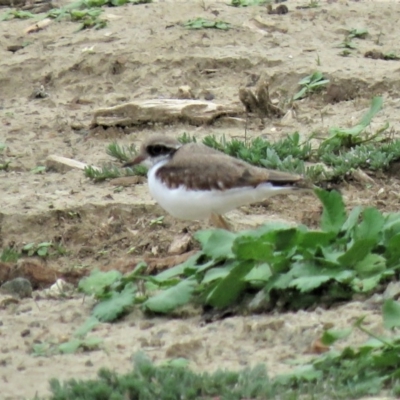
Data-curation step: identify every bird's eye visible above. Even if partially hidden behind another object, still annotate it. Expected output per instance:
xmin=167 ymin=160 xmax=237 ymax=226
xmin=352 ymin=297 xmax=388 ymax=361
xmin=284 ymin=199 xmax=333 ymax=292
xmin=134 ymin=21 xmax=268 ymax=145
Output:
xmin=147 ymin=145 xmax=166 ymax=157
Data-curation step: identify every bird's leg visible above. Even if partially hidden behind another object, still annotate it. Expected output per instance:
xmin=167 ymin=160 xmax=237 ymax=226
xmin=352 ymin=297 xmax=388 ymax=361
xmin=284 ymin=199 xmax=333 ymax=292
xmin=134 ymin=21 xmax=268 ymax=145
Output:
xmin=209 ymin=213 xmax=232 ymax=231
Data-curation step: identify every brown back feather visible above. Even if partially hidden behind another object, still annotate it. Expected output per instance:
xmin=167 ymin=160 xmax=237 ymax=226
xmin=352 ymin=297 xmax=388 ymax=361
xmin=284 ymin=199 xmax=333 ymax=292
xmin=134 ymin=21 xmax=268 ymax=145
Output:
xmin=156 ymin=144 xmax=303 ymax=191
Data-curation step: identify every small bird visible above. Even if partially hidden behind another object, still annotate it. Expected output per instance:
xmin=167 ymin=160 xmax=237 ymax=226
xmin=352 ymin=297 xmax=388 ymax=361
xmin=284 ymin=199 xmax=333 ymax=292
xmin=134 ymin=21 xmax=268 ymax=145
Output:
xmin=124 ymin=135 xmax=310 ymax=229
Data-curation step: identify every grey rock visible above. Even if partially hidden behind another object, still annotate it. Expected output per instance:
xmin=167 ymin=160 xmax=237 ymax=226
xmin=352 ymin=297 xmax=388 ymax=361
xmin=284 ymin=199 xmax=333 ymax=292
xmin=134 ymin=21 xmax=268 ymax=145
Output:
xmin=0 ymin=278 xmax=32 ymax=299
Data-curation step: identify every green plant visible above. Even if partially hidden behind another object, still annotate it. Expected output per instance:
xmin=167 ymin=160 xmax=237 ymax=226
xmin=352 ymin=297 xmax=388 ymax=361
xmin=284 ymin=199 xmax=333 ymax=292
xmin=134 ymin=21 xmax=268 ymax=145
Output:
xmin=383 ymin=52 xmax=400 ymax=60
xmin=293 ymin=71 xmax=330 ymax=100
xmin=230 ymin=0 xmax=267 ymax=6
xmin=322 ymin=96 xmax=388 ymax=148
xmin=183 ymin=18 xmax=231 ymax=30
xmin=281 ymin=299 xmax=400 ymax=395
xmin=106 ymin=142 xmax=137 ymax=163
xmin=31 ymin=166 xmax=46 ymax=174
xmin=149 ymin=216 xmax=165 ymax=226
xmin=84 ymin=164 xmax=146 ymax=182
xmin=337 ymin=39 xmax=357 ymax=49
xmin=0 ymin=9 xmax=35 ymax=20
xmin=89 ymin=97 xmax=397 ymax=186
xmin=348 ymin=28 xmax=368 ymax=39
xmin=32 ymin=317 xmax=102 ymax=357
xmin=77 ymin=189 xmax=400 ymax=320
xmin=0 ymin=247 xmax=20 ymax=262
xmin=20 ymin=242 xmax=67 ymax=258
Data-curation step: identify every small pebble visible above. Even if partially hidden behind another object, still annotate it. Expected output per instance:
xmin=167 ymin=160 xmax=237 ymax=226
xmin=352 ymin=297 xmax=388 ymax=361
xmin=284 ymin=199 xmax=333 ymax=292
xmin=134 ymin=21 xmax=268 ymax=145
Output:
xmin=20 ymin=329 xmax=30 ymax=338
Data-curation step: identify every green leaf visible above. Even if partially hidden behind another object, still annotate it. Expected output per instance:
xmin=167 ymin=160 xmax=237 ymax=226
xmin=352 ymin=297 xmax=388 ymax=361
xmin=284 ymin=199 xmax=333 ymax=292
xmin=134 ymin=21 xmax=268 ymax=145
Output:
xmin=37 ymin=246 xmax=49 ymax=257
xmin=92 ymin=284 xmax=135 ymax=322
xmin=23 ymin=243 xmax=35 ymax=251
xmin=386 ymin=233 xmax=400 ymax=266
xmin=352 ymin=275 xmax=383 ymax=293
xmin=232 ymin=236 xmax=274 ymax=261
xmin=81 ymin=337 xmax=102 ymax=350
xmin=244 ymin=263 xmax=271 ymax=282
xmin=338 ymin=239 xmax=376 ymax=267
xmin=78 ymin=269 xmax=122 ymax=297
xmin=293 ymin=86 xmax=308 ymax=101
xmin=194 ymin=229 xmax=236 ymax=259
xmin=354 ymin=207 xmax=384 ymax=241
xmin=74 ymin=316 xmax=100 ymax=338
xmin=289 ymin=275 xmax=331 ymax=292
xmin=354 ymin=254 xmax=386 ymax=276
xmin=143 ymin=279 xmax=196 ymax=313
xmin=202 ymin=266 xmax=232 ymax=284
xmin=298 ymin=231 xmax=335 ymax=248
xmin=58 ymin=339 xmax=82 ymax=354
xmin=383 ymin=299 xmax=400 ymax=329
xmin=206 ymin=261 xmax=254 ymax=308
xmin=360 ymin=97 xmax=383 ymax=127
xmin=321 ymin=328 xmax=352 ymax=345
xmin=315 ymin=189 xmax=346 ymax=234
xmin=341 ymin=205 xmax=362 ymax=232
xmin=31 ymin=165 xmax=46 ymax=174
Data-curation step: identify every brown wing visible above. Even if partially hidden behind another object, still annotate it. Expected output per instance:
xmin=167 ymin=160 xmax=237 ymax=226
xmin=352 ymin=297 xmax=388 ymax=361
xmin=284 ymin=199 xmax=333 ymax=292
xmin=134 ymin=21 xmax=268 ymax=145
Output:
xmin=156 ymin=145 xmax=304 ymax=191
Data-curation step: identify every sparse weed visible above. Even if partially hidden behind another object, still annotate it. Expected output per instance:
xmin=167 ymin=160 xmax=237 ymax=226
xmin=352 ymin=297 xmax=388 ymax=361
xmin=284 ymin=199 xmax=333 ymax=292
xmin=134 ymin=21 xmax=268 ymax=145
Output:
xmin=183 ymin=18 xmax=231 ymax=30
xmin=293 ymin=71 xmax=330 ymax=100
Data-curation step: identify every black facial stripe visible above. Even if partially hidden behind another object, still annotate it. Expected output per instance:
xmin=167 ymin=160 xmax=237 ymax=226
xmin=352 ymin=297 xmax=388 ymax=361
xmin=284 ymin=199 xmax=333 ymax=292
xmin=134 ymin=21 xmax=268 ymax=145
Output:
xmin=146 ymin=144 xmax=172 ymax=157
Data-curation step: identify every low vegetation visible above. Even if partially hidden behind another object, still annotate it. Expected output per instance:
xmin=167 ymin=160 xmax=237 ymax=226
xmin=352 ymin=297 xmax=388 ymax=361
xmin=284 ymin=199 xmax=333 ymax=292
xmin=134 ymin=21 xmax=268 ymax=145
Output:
xmin=77 ymin=188 xmax=400 ymax=320
xmin=183 ymin=18 xmax=231 ymax=30
xmin=34 ymin=299 xmax=400 ymax=398
xmin=85 ymin=96 xmax=397 ymax=184
xmin=1 ymin=0 xmax=152 ymax=30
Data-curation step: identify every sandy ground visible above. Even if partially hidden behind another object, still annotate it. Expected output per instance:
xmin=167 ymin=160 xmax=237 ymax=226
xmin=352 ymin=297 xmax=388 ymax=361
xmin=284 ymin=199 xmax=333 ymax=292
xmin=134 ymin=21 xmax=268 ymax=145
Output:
xmin=1 ymin=0 xmax=400 ymax=398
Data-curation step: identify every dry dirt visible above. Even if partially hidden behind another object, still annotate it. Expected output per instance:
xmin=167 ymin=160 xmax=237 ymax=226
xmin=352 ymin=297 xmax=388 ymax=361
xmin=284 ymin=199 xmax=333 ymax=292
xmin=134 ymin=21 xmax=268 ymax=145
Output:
xmin=1 ymin=0 xmax=400 ymax=398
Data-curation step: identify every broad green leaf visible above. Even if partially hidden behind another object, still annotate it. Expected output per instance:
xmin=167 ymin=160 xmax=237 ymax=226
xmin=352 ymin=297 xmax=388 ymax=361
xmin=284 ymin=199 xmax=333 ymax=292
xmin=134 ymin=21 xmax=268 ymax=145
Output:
xmin=78 ymin=269 xmax=122 ymax=297
xmin=341 ymin=205 xmax=362 ymax=233
xmin=37 ymin=242 xmax=52 ymax=247
xmin=143 ymin=279 xmax=196 ymax=313
xmin=315 ymin=189 xmax=346 ymax=234
xmin=58 ymin=339 xmax=81 ymax=354
xmin=153 ymin=262 xmax=187 ymax=281
xmin=23 ymin=242 xmax=35 ymax=251
xmin=383 ymin=299 xmax=400 ymax=329
xmin=92 ymin=283 xmax=135 ymax=322
xmin=232 ymin=236 xmax=274 ymax=261
xmin=354 ymin=254 xmax=386 ymax=276
xmin=298 ymin=231 xmax=335 ymax=248
xmin=338 ymin=239 xmax=376 ymax=267
xmin=289 ymin=275 xmax=330 ymax=292
xmin=354 ymin=207 xmax=384 ymax=241
xmin=206 ymin=261 xmax=254 ymax=308
xmin=37 ymin=247 xmax=48 ymax=257
xmin=352 ymin=275 xmax=382 ymax=293
xmin=274 ymin=228 xmax=299 ymax=251
xmin=194 ymin=229 xmax=236 ymax=259
xmin=385 ymin=232 xmax=400 ymax=259
xmin=321 ymin=328 xmax=352 ymax=345
xmin=244 ymin=263 xmax=271 ymax=282
xmin=202 ymin=266 xmax=232 ymax=284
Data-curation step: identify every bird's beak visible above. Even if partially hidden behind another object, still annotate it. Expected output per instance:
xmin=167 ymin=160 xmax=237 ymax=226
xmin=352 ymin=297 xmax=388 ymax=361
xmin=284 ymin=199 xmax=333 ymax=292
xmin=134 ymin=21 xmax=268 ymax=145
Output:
xmin=123 ymin=154 xmax=145 ymax=168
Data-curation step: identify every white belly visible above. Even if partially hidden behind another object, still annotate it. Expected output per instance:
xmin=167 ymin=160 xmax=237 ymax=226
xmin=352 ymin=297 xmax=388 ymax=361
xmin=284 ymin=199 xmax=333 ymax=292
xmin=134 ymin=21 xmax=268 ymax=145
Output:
xmin=147 ymin=161 xmax=295 ymax=221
